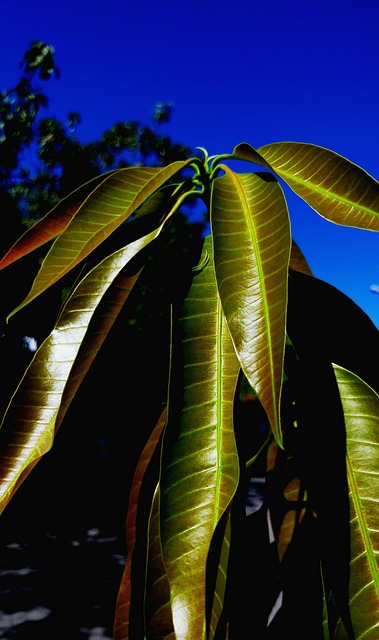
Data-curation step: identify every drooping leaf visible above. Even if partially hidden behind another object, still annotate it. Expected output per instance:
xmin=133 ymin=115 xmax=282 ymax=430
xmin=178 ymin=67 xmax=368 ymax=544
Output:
xmin=54 ymin=269 xmax=142 ymax=435
xmin=265 ymin=438 xmax=324 ymax=634
xmin=286 ymin=272 xmax=377 ymax=639
xmin=8 ymin=160 xmax=193 ymax=317
xmin=159 ymin=235 xmax=241 ymax=639
xmin=211 ymin=168 xmax=291 ymax=446
xmin=208 ymin=510 xmax=232 ymax=640
xmin=234 ymin=142 xmax=379 ymax=231
xmin=331 ymin=364 xmax=379 ymax=639
xmin=114 ymin=408 xmax=168 ymax=640
xmin=0 ymin=171 xmax=118 ymax=270
xmin=144 ymin=483 xmax=176 ymax=640
xmin=0 ymin=227 xmax=162 ymax=513
xmin=52 ymin=202 xmax=189 ymax=434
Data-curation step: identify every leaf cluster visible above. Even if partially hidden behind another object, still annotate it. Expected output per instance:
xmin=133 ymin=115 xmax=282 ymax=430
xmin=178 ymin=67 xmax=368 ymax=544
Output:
xmin=0 ymin=124 xmax=378 ymax=637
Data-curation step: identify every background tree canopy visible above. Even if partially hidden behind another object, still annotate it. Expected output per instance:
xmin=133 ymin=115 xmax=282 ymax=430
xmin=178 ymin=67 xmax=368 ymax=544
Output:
xmin=0 ymin=41 xmax=192 ymax=253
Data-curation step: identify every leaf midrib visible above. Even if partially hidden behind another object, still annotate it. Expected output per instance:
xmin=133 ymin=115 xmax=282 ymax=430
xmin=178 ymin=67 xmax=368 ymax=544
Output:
xmin=224 ymin=168 xmax=277 ymax=419
xmin=347 ymin=451 xmax=379 ymax=595
xmin=276 ymin=167 xmax=377 ymax=216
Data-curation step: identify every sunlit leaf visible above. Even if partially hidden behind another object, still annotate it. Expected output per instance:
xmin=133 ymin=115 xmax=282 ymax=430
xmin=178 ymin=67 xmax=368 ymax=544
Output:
xmin=0 ymin=228 xmax=162 ymax=513
xmin=331 ymin=364 xmax=379 ymax=639
xmin=0 ymin=171 xmax=118 ymax=270
xmin=8 ymin=160 xmax=193 ymax=317
xmin=159 ymin=236 xmax=241 ymax=639
xmin=211 ymin=168 xmax=291 ymax=446
xmin=234 ymin=142 xmax=379 ymax=231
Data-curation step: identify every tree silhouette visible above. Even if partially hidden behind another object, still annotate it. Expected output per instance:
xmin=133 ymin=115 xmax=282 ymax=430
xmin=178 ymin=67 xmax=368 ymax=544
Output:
xmin=0 ymin=41 xmax=192 ymax=252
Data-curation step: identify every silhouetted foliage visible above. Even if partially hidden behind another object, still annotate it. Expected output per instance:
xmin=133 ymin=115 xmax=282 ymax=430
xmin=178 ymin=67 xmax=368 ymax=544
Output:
xmin=0 ymin=41 xmax=192 ymax=251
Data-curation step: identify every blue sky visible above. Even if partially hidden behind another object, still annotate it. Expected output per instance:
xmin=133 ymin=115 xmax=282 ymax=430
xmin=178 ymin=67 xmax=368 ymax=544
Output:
xmin=2 ymin=0 xmax=379 ymax=327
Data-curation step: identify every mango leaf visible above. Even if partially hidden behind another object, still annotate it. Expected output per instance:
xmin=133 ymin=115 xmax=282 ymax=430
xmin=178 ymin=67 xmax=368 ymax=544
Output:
xmin=234 ymin=142 xmax=379 ymax=231
xmin=330 ymin=364 xmax=379 ymax=639
xmin=52 ymin=197 xmax=190 ymax=435
xmin=8 ymin=160 xmax=193 ymax=317
xmin=208 ymin=510 xmax=232 ymax=640
xmin=55 ymin=271 xmax=141 ymax=436
xmin=289 ymin=239 xmax=313 ymax=276
xmin=144 ymin=483 xmax=176 ymax=640
xmin=159 ymin=235 xmax=241 ymax=640
xmin=211 ymin=168 xmax=291 ymax=446
xmin=0 ymin=171 xmax=118 ymax=270
xmin=0 ymin=227 xmax=162 ymax=513
xmin=114 ymin=408 xmax=168 ymax=640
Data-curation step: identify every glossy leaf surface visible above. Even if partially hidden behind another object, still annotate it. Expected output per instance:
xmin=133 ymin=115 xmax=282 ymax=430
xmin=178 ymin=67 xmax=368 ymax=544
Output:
xmin=7 ymin=161 xmax=192 ymax=317
xmin=211 ymin=168 xmax=291 ymax=445
xmin=0 ymin=172 xmax=117 ymax=270
xmin=145 ymin=485 xmax=176 ymax=640
xmin=234 ymin=142 xmax=379 ymax=230
xmin=0 ymin=229 xmax=161 ymax=513
xmin=159 ymin=236 xmax=240 ymax=639
xmin=332 ymin=364 xmax=379 ymax=639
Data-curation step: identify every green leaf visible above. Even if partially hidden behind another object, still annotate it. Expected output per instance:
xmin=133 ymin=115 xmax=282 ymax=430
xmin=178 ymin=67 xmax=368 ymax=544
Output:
xmin=208 ymin=511 xmax=232 ymax=640
xmin=211 ymin=168 xmax=291 ymax=446
xmin=234 ymin=142 xmax=379 ymax=231
xmin=0 ymin=228 xmax=161 ymax=514
xmin=145 ymin=483 xmax=176 ymax=640
xmin=114 ymin=409 xmax=168 ymax=640
xmin=332 ymin=364 xmax=379 ymax=639
xmin=159 ymin=235 xmax=241 ymax=639
xmin=8 ymin=160 xmax=193 ymax=317
xmin=0 ymin=171 xmax=118 ymax=270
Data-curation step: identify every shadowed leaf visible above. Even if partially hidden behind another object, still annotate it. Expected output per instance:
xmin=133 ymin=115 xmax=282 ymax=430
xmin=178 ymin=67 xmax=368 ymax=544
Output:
xmin=289 ymin=239 xmax=313 ymax=276
xmin=276 ymin=477 xmax=307 ymax=563
xmin=0 ymin=228 xmax=162 ymax=513
xmin=331 ymin=364 xmax=379 ymax=639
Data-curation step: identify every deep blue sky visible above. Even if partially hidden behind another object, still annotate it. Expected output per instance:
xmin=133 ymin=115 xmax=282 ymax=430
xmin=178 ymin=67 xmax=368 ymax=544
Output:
xmin=2 ymin=0 xmax=379 ymax=327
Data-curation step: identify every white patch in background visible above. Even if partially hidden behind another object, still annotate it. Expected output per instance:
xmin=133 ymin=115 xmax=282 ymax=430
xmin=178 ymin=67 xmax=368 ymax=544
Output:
xmin=245 ymin=476 xmax=265 ymax=516
xmin=267 ymin=590 xmax=283 ymax=627
xmin=266 ymin=508 xmax=275 ymax=544
xmin=0 ymin=606 xmax=51 ymax=630
xmin=22 ymin=336 xmax=38 ymax=352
